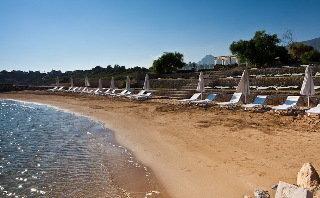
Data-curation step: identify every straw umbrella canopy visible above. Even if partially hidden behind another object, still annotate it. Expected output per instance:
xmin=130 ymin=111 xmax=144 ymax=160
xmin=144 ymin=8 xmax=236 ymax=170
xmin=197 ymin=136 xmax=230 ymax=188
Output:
xmin=110 ymin=77 xmax=115 ymax=89
xmin=236 ymin=69 xmax=250 ymax=103
xmin=196 ymin=72 xmax=205 ymax=99
xmin=143 ymin=74 xmax=150 ymax=91
xmin=56 ymin=77 xmax=60 ymax=87
xmin=125 ymin=76 xmax=130 ymax=90
xmin=70 ymin=77 xmax=74 ymax=87
xmin=300 ymin=65 xmax=315 ymax=107
xmin=98 ymin=78 xmax=103 ymax=90
xmin=84 ymin=76 xmax=90 ymax=87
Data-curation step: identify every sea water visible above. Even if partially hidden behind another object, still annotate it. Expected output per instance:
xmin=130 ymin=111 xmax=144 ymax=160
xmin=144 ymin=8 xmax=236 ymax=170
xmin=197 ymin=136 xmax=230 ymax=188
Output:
xmin=0 ymin=100 xmax=163 ymax=197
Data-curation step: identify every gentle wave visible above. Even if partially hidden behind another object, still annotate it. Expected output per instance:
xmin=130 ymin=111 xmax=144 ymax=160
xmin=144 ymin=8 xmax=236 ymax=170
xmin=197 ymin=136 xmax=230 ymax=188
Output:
xmin=0 ymin=100 xmax=162 ymax=197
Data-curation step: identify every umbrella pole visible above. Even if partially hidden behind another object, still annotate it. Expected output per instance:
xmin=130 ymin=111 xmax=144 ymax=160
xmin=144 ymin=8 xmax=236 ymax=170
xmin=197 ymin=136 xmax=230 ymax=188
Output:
xmin=308 ymin=96 xmax=310 ymax=108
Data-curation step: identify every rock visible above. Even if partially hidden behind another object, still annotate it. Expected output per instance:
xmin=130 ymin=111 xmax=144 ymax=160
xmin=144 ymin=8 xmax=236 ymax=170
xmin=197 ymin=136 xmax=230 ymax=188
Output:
xmin=313 ymin=187 xmax=320 ymax=198
xmin=297 ymin=163 xmax=320 ymax=191
xmin=272 ymin=184 xmax=279 ymax=190
xmin=314 ymin=190 xmax=320 ymax=198
xmin=254 ymin=189 xmax=270 ymax=198
xmin=275 ymin=181 xmax=313 ymax=198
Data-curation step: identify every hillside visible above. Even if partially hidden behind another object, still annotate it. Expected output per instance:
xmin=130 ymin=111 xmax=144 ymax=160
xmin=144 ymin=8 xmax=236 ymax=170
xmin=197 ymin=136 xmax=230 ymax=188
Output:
xmin=301 ymin=37 xmax=320 ymax=51
xmin=198 ymin=55 xmax=215 ymax=65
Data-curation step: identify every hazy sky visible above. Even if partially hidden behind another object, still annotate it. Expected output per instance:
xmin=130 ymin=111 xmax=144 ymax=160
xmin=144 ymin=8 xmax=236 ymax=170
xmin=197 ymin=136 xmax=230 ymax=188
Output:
xmin=1 ymin=0 xmax=320 ymax=72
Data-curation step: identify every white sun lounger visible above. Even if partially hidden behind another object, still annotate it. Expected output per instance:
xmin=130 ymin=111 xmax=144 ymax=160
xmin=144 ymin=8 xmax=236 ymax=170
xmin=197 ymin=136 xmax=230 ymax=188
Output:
xmin=83 ymin=88 xmax=91 ymax=93
xmin=127 ymin=90 xmax=147 ymax=98
xmin=306 ymin=104 xmax=320 ymax=115
xmin=87 ymin=88 xmax=94 ymax=93
xmin=242 ymin=95 xmax=268 ymax=110
xmin=77 ymin=87 xmax=86 ymax=93
xmin=217 ymin=93 xmax=242 ymax=107
xmin=314 ymin=86 xmax=320 ymax=90
xmin=74 ymin=87 xmax=82 ymax=92
xmin=83 ymin=88 xmax=93 ymax=94
xmin=67 ymin=87 xmax=77 ymax=92
xmin=84 ymin=88 xmax=92 ymax=94
xmin=101 ymin=89 xmax=111 ymax=95
xmin=71 ymin=87 xmax=79 ymax=92
xmin=124 ymin=91 xmax=132 ymax=96
xmin=55 ymin=87 xmax=64 ymax=92
xmin=73 ymin=87 xmax=81 ymax=92
xmin=191 ymin=93 xmax=218 ymax=104
xmin=94 ymin=88 xmax=102 ymax=95
xmin=81 ymin=87 xmax=88 ymax=93
xmin=65 ymin=87 xmax=73 ymax=92
xmin=99 ymin=89 xmax=110 ymax=95
xmin=134 ymin=92 xmax=152 ymax=100
xmin=115 ymin=89 xmax=128 ymax=96
xmin=272 ymin=96 xmax=300 ymax=111
xmin=107 ymin=89 xmax=117 ymax=96
xmin=88 ymin=88 xmax=99 ymax=94
xmin=178 ymin=93 xmax=202 ymax=103
xmin=48 ymin=86 xmax=58 ymax=91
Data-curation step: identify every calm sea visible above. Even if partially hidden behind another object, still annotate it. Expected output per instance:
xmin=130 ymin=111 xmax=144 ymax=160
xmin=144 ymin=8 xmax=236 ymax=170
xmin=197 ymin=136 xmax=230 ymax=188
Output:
xmin=0 ymin=100 xmax=163 ymax=198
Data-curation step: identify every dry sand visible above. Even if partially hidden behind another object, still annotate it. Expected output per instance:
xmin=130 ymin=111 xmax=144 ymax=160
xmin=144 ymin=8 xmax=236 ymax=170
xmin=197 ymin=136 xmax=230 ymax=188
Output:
xmin=1 ymin=91 xmax=320 ymax=198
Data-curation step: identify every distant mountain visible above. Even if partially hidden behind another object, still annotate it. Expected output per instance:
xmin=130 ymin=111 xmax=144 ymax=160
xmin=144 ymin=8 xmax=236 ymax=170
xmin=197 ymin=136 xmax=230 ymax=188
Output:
xmin=301 ymin=37 xmax=320 ymax=51
xmin=198 ymin=55 xmax=215 ymax=65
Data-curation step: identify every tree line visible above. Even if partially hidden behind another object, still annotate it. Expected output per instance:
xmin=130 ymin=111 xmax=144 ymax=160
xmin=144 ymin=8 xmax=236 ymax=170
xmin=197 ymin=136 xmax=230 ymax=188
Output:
xmin=151 ymin=30 xmax=320 ymax=73
xmin=0 ymin=65 xmax=148 ymax=86
xmin=1 ymin=30 xmax=319 ymax=86
xmin=230 ymin=30 xmax=320 ymax=68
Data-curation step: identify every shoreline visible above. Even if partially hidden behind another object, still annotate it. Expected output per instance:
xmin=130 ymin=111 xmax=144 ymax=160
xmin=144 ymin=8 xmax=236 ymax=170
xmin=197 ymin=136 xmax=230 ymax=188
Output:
xmin=1 ymin=91 xmax=320 ymax=197
xmin=0 ymin=99 xmax=165 ymax=197
xmin=0 ymin=97 xmax=169 ymax=197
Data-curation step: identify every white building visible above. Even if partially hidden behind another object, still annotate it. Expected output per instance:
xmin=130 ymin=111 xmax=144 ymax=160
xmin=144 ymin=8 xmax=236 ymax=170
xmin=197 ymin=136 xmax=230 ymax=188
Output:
xmin=180 ymin=55 xmax=239 ymax=71
xmin=214 ymin=56 xmax=238 ymax=66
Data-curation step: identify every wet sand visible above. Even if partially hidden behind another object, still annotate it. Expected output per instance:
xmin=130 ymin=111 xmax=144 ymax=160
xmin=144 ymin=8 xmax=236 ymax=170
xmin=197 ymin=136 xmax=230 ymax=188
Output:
xmin=1 ymin=91 xmax=320 ymax=198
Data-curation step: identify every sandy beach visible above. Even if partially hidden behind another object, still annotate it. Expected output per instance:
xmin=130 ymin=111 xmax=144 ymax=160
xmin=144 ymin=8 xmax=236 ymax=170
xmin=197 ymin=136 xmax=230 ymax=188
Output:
xmin=1 ymin=91 xmax=320 ymax=198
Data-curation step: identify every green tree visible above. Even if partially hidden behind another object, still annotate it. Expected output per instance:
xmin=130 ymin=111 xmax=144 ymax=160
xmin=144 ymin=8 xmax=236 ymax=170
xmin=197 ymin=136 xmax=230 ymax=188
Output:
xmin=229 ymin=39 xmax=252 ymax=64
xmin=301 ymin=50 xmax=320 ymax=64
xmin=92 ymin=66 xmax=105 ymax=74
xmin=230 ymin=30 xmax=289 ymax=67
xmin=288 ymin=42 xmax=314 ymax=61
xmin=151 ymin=52 xmax=186 ymax=74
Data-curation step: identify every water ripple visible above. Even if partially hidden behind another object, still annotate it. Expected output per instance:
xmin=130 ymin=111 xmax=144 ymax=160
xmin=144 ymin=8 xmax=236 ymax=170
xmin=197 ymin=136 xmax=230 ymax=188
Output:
xmin=0 ymin=100 xmax=162 ymax=197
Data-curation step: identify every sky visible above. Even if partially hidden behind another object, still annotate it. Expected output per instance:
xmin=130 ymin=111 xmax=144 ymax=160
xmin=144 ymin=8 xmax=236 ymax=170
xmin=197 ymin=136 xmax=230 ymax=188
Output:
xmin=0 ymin=0 xmax=320 ymax=72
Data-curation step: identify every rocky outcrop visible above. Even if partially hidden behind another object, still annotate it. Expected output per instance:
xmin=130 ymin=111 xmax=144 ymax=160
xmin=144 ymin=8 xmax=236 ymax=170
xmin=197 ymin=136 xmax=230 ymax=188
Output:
xmin=254 ymin=189 xmax=270 ymax=198
xmin=248 ymin=163 xmax=319 ymax=198
xmin=297 ymin=163 xmax=320 ymax=191
xmin=275 ymin=181 xmax=313 ymax=198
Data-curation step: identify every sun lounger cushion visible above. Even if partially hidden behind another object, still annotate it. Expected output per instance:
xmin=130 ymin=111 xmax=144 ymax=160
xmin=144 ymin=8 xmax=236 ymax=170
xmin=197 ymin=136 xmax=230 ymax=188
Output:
xmin=243 ymin=95 xmax=267 ymax=109
xmin=306 ymin=104 xmax=320 ymax=115
xmin=217 ymin=93 xmax=242 ymax=106
xmin=272 ymin=96 xmax=300 ymax=111
xmin=191 ymin=93 xmax=218 ymax=104
xmin=135 ymin=92 xmax=152 ymax=100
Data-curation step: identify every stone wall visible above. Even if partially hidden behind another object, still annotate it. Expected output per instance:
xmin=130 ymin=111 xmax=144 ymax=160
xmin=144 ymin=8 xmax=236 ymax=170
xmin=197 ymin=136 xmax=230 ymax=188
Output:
xmin=150 ymin=79 xmax=198 ymax=89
